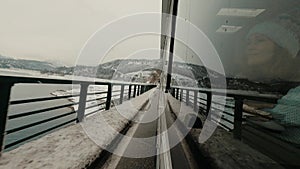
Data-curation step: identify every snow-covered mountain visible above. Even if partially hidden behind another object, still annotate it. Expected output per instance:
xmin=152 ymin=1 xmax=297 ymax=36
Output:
xmin=0 ymin=55 xmax=57 ymax=71
xmin=1 ymin=56 xmax=298 ymax=94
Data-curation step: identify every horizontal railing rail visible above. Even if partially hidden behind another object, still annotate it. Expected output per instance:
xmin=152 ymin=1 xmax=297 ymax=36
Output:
xmin=0 ymin=75 xmax=156 ymax=153
xmin=170 ymin=86 xmax=282 ymax=139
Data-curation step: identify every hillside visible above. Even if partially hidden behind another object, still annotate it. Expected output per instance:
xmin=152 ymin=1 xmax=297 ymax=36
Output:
xmin=0 ymin=55 xmax=56 ymax=71
xmin=1 ymin=56 xmax=298 ymax=94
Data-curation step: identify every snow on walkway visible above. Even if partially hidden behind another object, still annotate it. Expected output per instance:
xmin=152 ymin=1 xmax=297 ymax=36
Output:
xmin=0 ymin=89 xmax=155 ymax=169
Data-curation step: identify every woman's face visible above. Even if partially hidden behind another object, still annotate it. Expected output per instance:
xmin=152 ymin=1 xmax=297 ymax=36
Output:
xmin=246 ymin=33 xmax=276 ymax=65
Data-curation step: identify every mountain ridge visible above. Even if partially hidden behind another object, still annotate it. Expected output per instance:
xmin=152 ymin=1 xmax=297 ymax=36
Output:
xmin=1 ymin=56 xmax=299 ymax=94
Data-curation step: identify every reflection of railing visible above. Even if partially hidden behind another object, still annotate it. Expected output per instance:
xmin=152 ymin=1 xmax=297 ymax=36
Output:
xmin=170 ymin=86 xmax=300 ymax=167
xmin=0 ymin=75 xmax=156 ymax=153
xmin=170 ymin=86 xmax=280 ymax=139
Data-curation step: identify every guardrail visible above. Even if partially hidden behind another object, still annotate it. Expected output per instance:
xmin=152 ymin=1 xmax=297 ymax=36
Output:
xmin=170 ymin=86 xmax=281 ymax=139
xmin=0 ymin=75 xmax=156 ymax=153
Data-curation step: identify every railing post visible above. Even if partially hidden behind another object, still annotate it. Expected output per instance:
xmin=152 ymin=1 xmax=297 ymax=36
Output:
xmin=140 ymin=85 xmax=142 ymax=95
xmin=137 ymin=85 xmax=140 ymax=96
xmin=176 ymin=88 xmax=179 ymax=100
xmin=119 ymin=84 xmax=124 ymax=104
xmin=171 ymin=88 xmax=175 ymax=97
xmin=193 ymin=90 xmax=198 ymax=112
xmin=186 ymin=89 xmax=190 ymax=105
xmin=233 ymin=97 xmax=243 ymax=140
xmin=0 ymin=82 xmax=13 ymax=155
xmin=133 ymin=85 xmax=137 ymax=98
xmin=206 ymin=92 xmax=212 ymax=117
xmin=105 ymin=84 xmax=112 ymax=110
xmin=77 ymin=83 xmax=89 ymax=123
xmin=128 ymin=85 xmax=132 ymax=100
xmin=180 ymin=89 xmax=183 ymax=101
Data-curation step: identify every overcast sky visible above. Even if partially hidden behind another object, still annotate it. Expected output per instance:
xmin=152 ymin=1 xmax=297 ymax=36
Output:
xmin=0 ymin=0 xmax=161 ymax=66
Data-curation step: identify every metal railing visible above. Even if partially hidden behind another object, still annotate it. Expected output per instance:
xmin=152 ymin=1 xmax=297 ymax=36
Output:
xmin=0 ymin=75 xmax=156 ymax=153
xmin=170 ymin=86 xmax=280 ymax=139
xmin=170 ymin=86 xmax=300 ymax=167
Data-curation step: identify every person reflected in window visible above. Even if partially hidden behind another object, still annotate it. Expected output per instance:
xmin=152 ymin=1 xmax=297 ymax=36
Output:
xmin=245 ymin=9 xmax=300 ymax=82
xmin=244 ymin=9 xmax=300 ymax=146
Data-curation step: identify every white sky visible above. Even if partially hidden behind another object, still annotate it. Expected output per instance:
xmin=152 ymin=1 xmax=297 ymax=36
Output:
xmin=0 ymin=0 xmax=161 ymax=66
